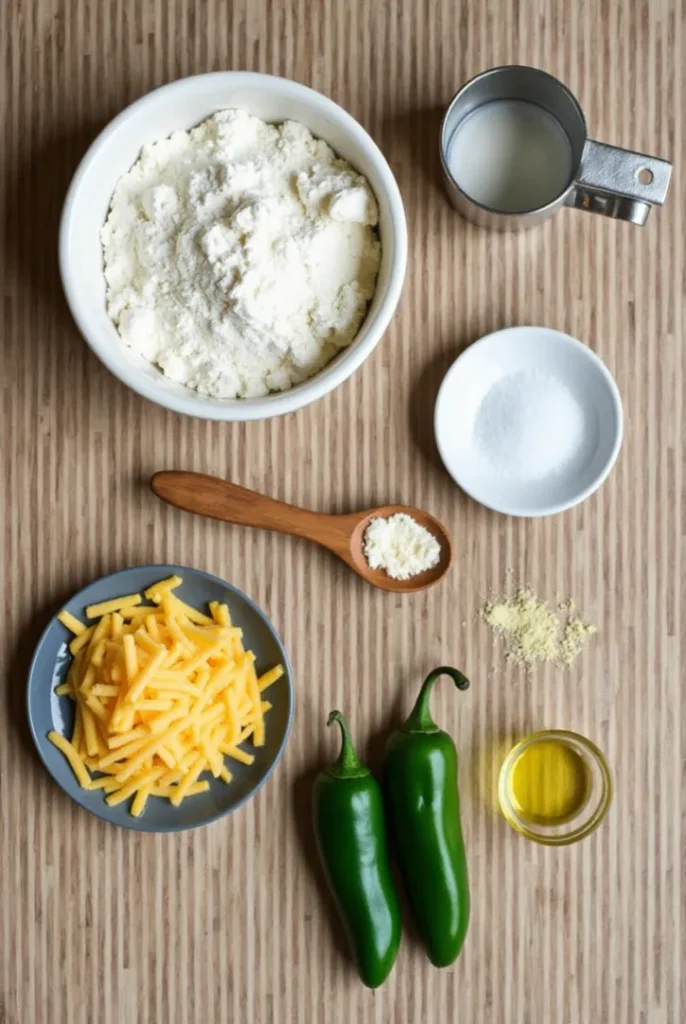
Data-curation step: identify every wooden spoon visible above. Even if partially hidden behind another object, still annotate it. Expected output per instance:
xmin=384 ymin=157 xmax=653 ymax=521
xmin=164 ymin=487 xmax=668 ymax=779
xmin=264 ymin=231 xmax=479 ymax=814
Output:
xmin=151 ymin=471 xmax=452 ymax=594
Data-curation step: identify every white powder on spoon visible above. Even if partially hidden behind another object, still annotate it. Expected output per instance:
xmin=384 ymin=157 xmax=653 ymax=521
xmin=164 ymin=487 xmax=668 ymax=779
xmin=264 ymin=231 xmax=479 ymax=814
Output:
xmin=363 ymin=513 xmax=441 ymax=580
xmin=474 ymin=369 xmax=588 ymax=482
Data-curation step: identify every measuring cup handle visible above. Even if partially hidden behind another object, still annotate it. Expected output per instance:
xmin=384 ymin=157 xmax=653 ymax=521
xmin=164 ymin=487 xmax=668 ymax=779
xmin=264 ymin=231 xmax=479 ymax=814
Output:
xmin=565 ymin=139 xmax=672 ymax=224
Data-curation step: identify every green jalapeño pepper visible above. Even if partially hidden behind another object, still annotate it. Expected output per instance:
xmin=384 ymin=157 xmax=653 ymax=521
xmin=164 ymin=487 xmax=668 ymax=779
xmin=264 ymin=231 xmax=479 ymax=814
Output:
xmin=313 ymin=711 xmax=401 ymax=988
xmin=384 ymin=667 xmax=470 ymax=967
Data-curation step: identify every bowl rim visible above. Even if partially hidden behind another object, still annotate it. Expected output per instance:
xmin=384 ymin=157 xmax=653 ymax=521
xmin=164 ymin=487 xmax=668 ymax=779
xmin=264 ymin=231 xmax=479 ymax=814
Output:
xmin=58 ymin=71 xmax=408 ymax=422
xmin=26 ymin=563 xmax=294 ymax=832
xmin=434 ymin=325 xmax=624 ymax=517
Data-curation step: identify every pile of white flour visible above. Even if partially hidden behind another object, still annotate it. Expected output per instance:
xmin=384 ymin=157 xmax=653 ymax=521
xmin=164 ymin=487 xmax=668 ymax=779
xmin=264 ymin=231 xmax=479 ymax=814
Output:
xmin=101 ymin=110 xmax=381 ymax=398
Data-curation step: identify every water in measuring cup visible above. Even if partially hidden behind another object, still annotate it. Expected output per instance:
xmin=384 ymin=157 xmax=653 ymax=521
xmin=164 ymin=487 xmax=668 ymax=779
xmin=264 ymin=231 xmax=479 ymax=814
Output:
xmin=446 ymin=99 xmax=574 ymax=213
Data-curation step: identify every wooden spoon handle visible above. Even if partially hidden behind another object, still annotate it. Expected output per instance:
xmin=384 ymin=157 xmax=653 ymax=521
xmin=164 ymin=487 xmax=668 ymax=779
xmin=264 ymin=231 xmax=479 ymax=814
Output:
xmin=151 ymin=471 xmax=352 ymax=554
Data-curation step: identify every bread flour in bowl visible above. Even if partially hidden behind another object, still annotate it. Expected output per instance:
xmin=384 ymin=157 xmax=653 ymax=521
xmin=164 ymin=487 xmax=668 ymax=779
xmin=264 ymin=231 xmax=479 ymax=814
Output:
xmin=102 ymin=110 xmax=382 ymax=400
xmin=60 ymin=73 xmax=407 ymax=421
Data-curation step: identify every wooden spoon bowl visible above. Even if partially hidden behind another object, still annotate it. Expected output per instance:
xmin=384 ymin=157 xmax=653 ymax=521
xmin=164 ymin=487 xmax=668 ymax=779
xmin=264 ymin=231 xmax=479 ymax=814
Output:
xmin=345 ymin=504 xmax=453 ymax=592
xmin=151 ymin=472 xmax=452 ymax=594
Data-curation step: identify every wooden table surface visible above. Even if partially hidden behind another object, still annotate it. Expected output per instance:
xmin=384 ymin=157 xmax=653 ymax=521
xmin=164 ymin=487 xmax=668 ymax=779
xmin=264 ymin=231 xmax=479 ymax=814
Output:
xmin=1 ymin=1 xmax=684 ymax=1022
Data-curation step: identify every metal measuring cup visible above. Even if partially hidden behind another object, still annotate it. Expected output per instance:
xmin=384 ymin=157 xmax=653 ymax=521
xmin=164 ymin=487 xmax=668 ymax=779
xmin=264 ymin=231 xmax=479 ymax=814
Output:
xmin=440 ymin=65 xmax=672 ymax=230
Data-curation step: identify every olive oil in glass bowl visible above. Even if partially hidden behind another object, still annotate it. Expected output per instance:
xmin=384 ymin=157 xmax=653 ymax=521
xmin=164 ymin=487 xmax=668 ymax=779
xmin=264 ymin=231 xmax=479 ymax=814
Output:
xmin=498 ymin=730 xmax=612 ymax=845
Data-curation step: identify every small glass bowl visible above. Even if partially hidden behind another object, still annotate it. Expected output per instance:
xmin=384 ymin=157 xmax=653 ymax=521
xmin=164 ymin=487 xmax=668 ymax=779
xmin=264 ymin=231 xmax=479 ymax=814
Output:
xmin=498 ymin=729 xmax=612 ymax=846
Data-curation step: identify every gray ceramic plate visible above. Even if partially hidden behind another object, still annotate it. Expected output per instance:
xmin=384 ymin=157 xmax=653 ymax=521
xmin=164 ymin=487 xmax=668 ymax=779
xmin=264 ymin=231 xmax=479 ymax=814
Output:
xmin=27 ymin=565 xmax=294 ymax=832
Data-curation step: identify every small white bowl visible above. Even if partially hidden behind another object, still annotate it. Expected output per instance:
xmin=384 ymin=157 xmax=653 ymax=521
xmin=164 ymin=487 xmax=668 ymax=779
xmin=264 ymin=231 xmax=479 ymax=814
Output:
xmin=434 ymin=326 xmax=623 ymax=517
xmin=59 ymin=73 xmax=407 ymax=421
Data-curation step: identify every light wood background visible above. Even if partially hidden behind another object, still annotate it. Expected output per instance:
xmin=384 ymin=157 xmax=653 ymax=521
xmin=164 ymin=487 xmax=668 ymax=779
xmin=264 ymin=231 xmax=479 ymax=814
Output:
xmin=1 ymin=1 xmax=684 ymax=1022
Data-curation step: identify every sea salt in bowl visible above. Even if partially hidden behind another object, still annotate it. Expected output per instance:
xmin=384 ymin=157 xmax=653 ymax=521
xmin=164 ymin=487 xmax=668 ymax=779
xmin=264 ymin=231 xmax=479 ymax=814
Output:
xmin=434 ymin=326 xmax=623 ymax=517
xmin=59 ymin=73 xmax=407 ymax=421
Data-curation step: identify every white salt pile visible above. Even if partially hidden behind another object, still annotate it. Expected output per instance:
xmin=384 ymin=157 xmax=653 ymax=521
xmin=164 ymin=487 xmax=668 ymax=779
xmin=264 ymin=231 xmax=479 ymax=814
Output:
xmin=473 ymin=369 xmax=588 ymax=482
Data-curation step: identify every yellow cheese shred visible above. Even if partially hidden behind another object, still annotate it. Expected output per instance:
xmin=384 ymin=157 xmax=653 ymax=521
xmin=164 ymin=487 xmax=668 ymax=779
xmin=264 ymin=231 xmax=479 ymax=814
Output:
xmin=48 ymin=731 xmax=91 ymax=789
xmin=69 ymin=626 xmax=95 ymax=655
xmin=144 ymin=575 xmax=183 ymax=601
xmin=86 ymin=594 xmax=142 ymax=618
xmin=57 ymin=610 xmax=87 ymax=635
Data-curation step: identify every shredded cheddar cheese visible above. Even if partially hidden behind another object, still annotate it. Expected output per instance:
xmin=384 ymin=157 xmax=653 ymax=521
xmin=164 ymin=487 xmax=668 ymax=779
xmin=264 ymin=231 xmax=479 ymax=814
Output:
xmin=69 ymin=626 xmax=95 ymax=655
xmin=86 ymin=594 xmax=142 ymax=618
xmin=57 ymin=610 xmax=87 ymax=635
xmin=49 ymin=578 xmax=283 ymax=817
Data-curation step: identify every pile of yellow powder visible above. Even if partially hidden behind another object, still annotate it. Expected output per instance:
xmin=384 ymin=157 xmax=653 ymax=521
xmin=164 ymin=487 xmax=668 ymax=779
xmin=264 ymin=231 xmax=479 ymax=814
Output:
xmin=481 ymin=589 xmax=596 ymax=666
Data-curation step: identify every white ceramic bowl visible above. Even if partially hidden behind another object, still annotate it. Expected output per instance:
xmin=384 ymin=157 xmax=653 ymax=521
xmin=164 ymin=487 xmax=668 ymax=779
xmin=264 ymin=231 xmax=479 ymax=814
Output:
xmin=59 ymin=73 xmax=407 ymax=421
xmin=434 ymin=326 xmax=623 ymax=517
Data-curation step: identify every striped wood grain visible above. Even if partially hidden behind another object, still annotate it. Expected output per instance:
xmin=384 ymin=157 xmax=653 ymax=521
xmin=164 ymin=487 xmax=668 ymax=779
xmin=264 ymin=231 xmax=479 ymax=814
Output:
xmin=0 ymin=1 xmax=683 ymax=1022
